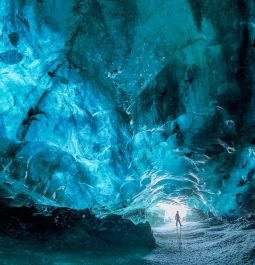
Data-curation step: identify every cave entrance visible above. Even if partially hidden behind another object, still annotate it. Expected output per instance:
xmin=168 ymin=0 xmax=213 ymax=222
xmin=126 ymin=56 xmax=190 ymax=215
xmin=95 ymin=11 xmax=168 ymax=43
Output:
xmin=145 ymin=201 xmax=189 ymax=227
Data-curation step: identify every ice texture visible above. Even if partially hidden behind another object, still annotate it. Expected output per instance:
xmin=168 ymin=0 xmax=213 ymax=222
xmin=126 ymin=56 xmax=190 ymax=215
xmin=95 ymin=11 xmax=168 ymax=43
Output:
xmin=0 ymin=204 xmax=155 ymax=250
xmin=0 ymin=0 xmax=254 ymax=217
xmin=0 ymin=208 xmax=254 ymax=264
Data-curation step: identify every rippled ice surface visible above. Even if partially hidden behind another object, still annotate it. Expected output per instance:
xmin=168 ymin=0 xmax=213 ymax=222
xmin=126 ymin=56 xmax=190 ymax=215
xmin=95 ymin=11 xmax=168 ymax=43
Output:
xmin=0 ymin=221 xmax=254 ymax=265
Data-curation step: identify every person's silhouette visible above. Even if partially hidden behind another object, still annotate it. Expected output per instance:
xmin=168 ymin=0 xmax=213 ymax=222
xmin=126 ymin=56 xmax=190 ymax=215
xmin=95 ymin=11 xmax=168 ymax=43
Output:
xmin=175 ymin=211 xmax=182 ymax=227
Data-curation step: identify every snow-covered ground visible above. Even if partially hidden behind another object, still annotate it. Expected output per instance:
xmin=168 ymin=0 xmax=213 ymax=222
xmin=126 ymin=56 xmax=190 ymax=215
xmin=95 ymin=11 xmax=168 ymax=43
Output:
xmin=147 ymin=221 xmax=255 ymax=265
xmin=0 ymin=220 xmax=254 ymax=265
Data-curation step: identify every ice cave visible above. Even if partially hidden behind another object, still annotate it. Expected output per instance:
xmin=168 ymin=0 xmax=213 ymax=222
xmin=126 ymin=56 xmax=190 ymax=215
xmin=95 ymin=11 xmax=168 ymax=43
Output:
xmin=0 ymin=0 xmax=254 ymax=264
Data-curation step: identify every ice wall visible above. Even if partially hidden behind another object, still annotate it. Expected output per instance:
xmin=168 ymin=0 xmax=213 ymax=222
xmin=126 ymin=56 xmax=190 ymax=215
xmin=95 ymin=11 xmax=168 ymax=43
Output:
xmin=0 ymin=0 xmax=254 ymax=217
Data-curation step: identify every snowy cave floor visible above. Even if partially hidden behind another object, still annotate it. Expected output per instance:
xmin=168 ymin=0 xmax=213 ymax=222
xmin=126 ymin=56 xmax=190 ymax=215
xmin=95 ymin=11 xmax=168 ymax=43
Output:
xmin=147 ymin=221 xmax=255 ymax=265
xmin=0 ymin=221 xmax=254 ymax=265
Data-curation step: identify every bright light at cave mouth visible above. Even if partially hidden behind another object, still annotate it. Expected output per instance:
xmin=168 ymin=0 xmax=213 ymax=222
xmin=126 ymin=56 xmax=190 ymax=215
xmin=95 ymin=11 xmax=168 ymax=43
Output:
xmin=157 ymin=202 xmax=189 ymax=222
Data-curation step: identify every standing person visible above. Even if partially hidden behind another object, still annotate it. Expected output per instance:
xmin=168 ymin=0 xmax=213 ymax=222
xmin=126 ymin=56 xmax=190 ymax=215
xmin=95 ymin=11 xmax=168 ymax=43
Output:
xmin=175 ymin=211 xmax=182 ymax=227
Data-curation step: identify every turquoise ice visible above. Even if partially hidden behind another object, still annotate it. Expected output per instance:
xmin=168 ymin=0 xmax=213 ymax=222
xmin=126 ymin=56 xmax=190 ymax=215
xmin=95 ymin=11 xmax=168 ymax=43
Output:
xmin=0 ymin=0 xmax=254 ymax=219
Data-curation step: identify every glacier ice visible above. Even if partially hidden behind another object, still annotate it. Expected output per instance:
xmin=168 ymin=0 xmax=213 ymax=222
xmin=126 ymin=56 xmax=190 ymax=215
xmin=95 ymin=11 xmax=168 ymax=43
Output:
xmin=0 ymin=203 xmax=155 ymax=250
xmin=0 ymin=0 xmax=254 ymax=220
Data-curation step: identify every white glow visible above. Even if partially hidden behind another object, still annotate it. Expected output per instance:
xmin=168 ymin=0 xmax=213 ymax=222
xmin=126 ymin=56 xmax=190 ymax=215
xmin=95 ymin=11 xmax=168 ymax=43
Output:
xmin=157 ymin=202 xmax=188 ymax=222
